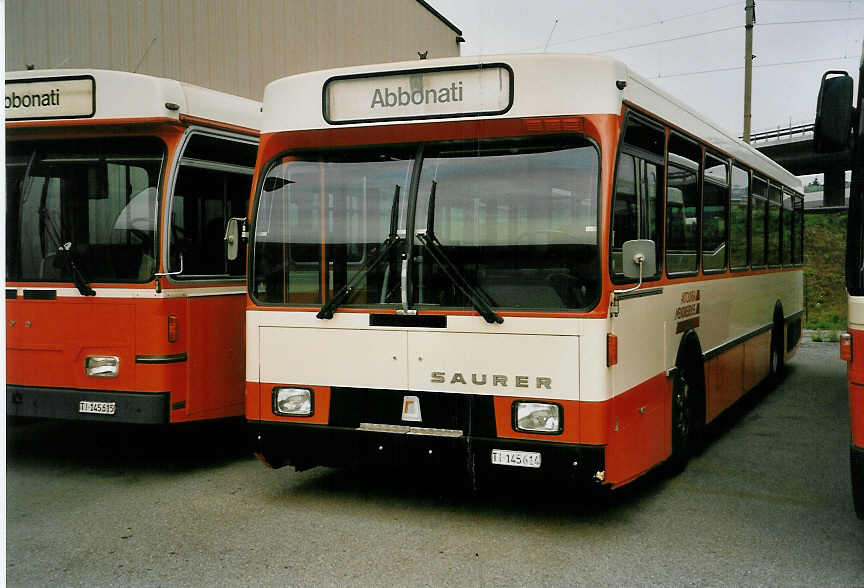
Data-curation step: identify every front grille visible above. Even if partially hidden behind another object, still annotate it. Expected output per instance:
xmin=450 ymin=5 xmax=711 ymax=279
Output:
xmin=329 ymin=387 xmax=496 ymax=437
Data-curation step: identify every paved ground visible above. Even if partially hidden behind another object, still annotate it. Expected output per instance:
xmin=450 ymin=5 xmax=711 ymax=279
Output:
xmin=6 ymin=339 xmax=863 ymax=586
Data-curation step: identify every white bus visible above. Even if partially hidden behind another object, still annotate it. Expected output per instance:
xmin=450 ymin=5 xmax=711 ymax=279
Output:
xmin=237 ymin=54 xmax=804 ymax=489
xmin=6 ymin=69 xmax=260 ymax=424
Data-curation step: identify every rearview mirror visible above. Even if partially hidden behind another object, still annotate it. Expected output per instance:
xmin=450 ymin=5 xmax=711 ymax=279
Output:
xmin=224 ymin=217 xmax=247 ymax=261
xmin=622 ymin=239 xmax=656 ymax=280
xmin=814 ymin=71 xmax=853 ymax=153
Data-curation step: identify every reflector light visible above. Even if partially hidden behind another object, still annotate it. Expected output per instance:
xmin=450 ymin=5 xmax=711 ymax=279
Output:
xmin=607 ymin=333 xmax=618 ymax=366
xmin=840 ymin=332 xmax=853 ymax=361
xmin=168 ymin=315 xmax=178 ymax=343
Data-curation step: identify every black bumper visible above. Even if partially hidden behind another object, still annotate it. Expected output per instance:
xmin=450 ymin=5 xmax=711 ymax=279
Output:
xmin=853 ymin=444 xmax=864 ymax=519
xmin=7 ymin=385 xmax=169 ymax=424
xmin=250 ymin=421 xmax=605 ymax=485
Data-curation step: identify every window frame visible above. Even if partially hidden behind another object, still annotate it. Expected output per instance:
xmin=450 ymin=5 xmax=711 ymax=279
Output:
xmin=164 ymin=129 xmax=257 ymax=283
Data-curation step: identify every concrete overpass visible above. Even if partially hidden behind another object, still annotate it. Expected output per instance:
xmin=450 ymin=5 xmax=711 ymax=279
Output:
xmin=751 ymin=124 xmax=852 ymax=206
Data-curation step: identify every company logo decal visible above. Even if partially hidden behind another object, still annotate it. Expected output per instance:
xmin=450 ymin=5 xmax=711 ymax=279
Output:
xmin=324 ymin=64 xmax=512 ymax=124
xmin=675 ymin=289 xmax=701 ymax=333
xmin=5 ymin=76 xmax=95 ymax=120
xmin=430 ymin=372 xmax=552 ymax=389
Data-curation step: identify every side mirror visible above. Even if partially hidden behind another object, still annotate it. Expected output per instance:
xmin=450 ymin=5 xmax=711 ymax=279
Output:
xmin=814 ymin=71 xmax=853 ymax=153
xmin=224 ymin=217 xmax=247 ymax=262
xmin=622 ymin=239 xmax=656 ymax=280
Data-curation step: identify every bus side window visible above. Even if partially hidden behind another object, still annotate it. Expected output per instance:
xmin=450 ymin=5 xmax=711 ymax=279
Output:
xmin=611 ymin=114 xmax=664 ymax=280
xmin=169 ymin=134 xmax=257 ymax=279
xmin=751 ymin=177 xmax=768 ymax=268
xmin=767 ymin=183 xmax=782 ymax=267
xmin=792 ymin=193 xmax=804 ymax=265
xmin=730 ymin=165 xmax=750 ymax=270
xmin=702 ymin=154 xmax=729 ymax=273
xmin=666 ymin=133 xmax=701 ymax=275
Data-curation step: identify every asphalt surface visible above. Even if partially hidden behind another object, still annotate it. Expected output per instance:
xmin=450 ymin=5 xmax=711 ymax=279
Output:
xmin=6 ymin=339 xmax=864 ymax=586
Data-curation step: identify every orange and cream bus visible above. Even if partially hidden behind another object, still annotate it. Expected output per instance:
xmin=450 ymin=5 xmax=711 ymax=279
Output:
xmin=821 ymin=58 xmax=864 ymax=518
xmin=238 ymin=54 xmax=804 ymax=489
xmin=6 ymin=69 xmax=260 ymax=424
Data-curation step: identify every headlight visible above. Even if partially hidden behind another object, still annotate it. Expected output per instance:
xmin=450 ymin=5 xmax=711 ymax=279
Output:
xmin=513 ymin=401 xmax=562 ymax=434
xmin=84 ymin=356 xmax=119 ymax=378
xmin=272 ymin=387 xmax=313 ymax=416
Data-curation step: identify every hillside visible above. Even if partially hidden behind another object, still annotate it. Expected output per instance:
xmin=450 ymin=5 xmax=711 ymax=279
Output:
xmin=804 ymin=211 xmax=847 ymax=331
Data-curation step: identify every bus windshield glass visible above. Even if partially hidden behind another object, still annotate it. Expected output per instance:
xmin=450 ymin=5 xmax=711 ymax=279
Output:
xmin=252 ymin=136 xmax=600 ymax=312
xmin=6 ymin=138 xmax=164 ymax=284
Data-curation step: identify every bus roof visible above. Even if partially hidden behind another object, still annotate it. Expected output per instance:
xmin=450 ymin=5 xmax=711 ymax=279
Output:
xmin=6 ymin=69 xmax=261 ymax=131
xmin=262 ymin=53 xmax=802 ymax=192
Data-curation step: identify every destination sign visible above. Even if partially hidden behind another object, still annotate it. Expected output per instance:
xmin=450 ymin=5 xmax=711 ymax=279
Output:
xmin=324 ymin=64 xmax=512 ymax=124
xmin=5 ymin=76 xmax=95 ymax=120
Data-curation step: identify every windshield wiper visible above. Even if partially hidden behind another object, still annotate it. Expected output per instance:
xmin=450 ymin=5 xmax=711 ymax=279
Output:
xmin=57 ymin=242 xmax=96 ymax=296
xmin=415 ymin=181 xmax=503 ymax=324
xmin=316 ymin=184 xmax=402 ymax=319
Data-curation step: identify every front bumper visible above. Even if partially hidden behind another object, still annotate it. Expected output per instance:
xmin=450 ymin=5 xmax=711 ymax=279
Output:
xmin=7 ymin=385 xmax=169 ymax=424
xmin=250 ymin=421 xmax=605 ymax=485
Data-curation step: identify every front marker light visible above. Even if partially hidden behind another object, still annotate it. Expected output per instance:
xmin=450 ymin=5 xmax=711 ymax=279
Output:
xmin=84 ymin=356 xmax=119 ymax=378
xmin=272 ymin=387 xmax=313 ymax=417
xmin=514 ymin=401 xmax=562 ymax=434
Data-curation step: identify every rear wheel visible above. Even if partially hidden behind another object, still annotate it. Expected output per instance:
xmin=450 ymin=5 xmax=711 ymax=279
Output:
xmin=769 ymin=324 xmax=785 ymax=385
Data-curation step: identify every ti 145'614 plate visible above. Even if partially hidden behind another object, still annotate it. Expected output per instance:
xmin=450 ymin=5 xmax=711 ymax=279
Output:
xmin=491 ymin=449 xmax=541 ymax=468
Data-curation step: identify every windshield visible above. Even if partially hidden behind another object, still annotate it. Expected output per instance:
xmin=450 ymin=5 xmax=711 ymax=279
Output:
xmin=6 ymin=138 xmax=164 ymax=283
xmin=252 ymin=136 xmax=600 ymax=312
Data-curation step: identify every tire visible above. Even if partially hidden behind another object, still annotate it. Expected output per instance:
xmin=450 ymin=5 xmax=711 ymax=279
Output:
xmin=667 ymin=365 xmax=693 ymax=475
xmin=769 ymin=324 xmax=785 ymax=385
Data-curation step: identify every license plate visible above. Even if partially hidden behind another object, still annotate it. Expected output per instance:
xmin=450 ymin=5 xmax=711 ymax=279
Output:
xmin=78 ymin=400 xmax=116 ymax=415
xmin=491 ymin=449 xmax=541 ymax=468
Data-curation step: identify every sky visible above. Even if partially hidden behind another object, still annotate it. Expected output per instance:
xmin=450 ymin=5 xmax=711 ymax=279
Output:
xmin=425 ymin=0 xmax=863 ymax=140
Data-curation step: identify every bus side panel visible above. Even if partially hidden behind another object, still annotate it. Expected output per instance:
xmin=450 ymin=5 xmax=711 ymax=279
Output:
xmin=742 ymin=331 xmax=771 ymax=392
xmin=246 ymin=381 xmax=261 ymax=421
xmin=850 ymin=327 xmax=864 ymax=449
xmin=606 ymin=373 xmax=670 ymax=487
xmin=183 ymin=293 xmax=245 ymax=420
xmin=851 ymin=383 xmax=864 ymax=449
xmin=705 ymin=345 xmax=745 ymax=423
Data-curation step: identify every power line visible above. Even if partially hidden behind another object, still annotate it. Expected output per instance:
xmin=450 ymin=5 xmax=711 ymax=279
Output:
xmin=760 ymin=16 xmax=864 ymax=25
xmin=542 ymin=1 xmax=741 ymax=50
xmin=587 ymin=25 xmax=740 ymax=55
xmin=648 ymin=54 xmax=862 ymax=79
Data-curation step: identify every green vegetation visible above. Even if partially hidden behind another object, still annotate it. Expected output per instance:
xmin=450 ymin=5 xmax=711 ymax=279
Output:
xmin=804 ymin=211 xmax=847 ymax=332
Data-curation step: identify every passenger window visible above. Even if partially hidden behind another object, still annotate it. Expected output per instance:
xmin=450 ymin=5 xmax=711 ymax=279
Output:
xmin=782 ymin=190 xmax=794 ymax=266
xmin=702 ymin=155 xmax=729 ymax=272
xmin=666 ymin=133 xmax=701 ymax=275
xmin=169 ymin=134 xmax=257 ymax=279
xmin=750 ymin=177 xmax=768 ymax=268
xmin=611 ymin=114 xmax=664 ymax=280
xmin=792 ymin=193 xmax=804 ymax=265
xmin=730 ymin=165 xmax=749 ymax=269
xmin=767 ymin=183 xmax=782 ymax=267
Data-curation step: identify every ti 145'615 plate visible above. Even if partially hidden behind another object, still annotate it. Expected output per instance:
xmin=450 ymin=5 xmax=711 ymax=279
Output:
xmin=78 ymin=400 xmax=116 ymax=415
xmin=491 ymin=449 xmax=541 ymax=468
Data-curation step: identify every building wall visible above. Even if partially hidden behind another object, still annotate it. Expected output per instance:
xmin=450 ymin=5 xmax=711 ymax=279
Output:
xmin=5 ymin=0 xmax=462 ymax=99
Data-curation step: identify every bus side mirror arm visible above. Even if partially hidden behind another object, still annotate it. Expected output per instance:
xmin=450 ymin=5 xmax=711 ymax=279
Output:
xmin=611 ymin=240 xmax=656 ymax=317
xmin=225 ymin=217 xmax=248 ymax=262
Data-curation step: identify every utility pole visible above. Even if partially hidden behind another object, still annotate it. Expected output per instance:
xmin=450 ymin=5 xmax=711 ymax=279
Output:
xmin=743 ymin=0 xmax=756 ymax=143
